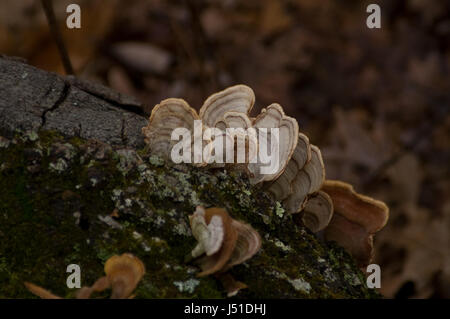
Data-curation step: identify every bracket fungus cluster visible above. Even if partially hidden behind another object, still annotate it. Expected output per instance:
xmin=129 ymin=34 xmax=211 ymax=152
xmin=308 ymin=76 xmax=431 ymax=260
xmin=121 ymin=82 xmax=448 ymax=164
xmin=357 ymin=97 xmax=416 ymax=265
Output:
xmin=25 ymin=253 xmax=145 ymax=299
xmin=142 ymin=85 xmax=389 ymax=269
xmin=321 ymin=181 xmax=389 ymax=267
xmin=142 ymin=85 xmax=326 ymax=214
xmin=188 ymin=206 xmax=261 ymax=296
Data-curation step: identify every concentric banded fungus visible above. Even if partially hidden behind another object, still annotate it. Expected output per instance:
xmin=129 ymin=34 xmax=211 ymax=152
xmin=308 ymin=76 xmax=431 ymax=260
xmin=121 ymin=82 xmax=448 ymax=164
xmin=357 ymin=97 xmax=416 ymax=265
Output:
xmin=249 ymin=103 xmax=299 ymax=184
xmin=189 ymin=206 xmax=261 ymax=278
xmin=25 ymin=254 xmax=145 ymax=299
xmin=283 ymin=144 xmax=325 ymax=214
xmin=142 ymin=85 xmax=303 ymax=188
xmin=301 ymin=191 xmax=333 ymax=233
xmin=322 ymin=180 xmax=389 ymax=267
xmin=142 ymin=98 xmax=200 ymax=159
xmin=142 ymin=86 xmax=389 ymax=259
xmin=217 ymin=111 xmax=252 ymax=130
xmin=304 ymin=145 xmax=325 ymax=193
xmin=266 ymin=133 xmax=310 ymax=201
xmin=213 ymin=111 xmax=257 ymax=168
xmin=199 ymin=85 xmax=255 ymax=127
xmin=225 ymin=219 xmax=263 ymax=270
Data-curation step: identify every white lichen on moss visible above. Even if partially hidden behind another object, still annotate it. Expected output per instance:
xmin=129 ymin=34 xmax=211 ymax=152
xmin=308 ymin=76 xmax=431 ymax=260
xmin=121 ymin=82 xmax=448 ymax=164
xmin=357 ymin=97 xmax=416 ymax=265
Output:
xmin=275 ymin=201 xmax=285 ymax=218
xmin=173 ymin=220 xmax=192 ymax=236
xmin=268 ymin=270 xmax=311 ymax=294
xmin=288 ymin=278 xmax=311 ymax=294
xmin=324 ymin=267 xmax=338 ymax=283
xmin=90 ymin=178 xmax=98 ymax=187
xmin=62 ymin=143 xmax=76 ymax=160
xmin=0 ymin=137 xmax=11 ymax=148
xmin=173 ymin=278 xmax=200 ymax=294
xmin=149 ymin=155 xmax=164 ymax=166
xmin=27 ymin=131 xmax=39 ymax=142
xmin=49 ymin=158 xmax=68 ymax=173
xmin=111 ymin=189 xmax=123 ymax=203
xmin=345 ymin=272 xmax=362 ymax=286
xmin=125 ymin=198 xmax=133 ymax=207
xmin=154 ymin=215 xmax=166 ymax=227
xmin=98 ymin=215 xmax=123 ymax=230
xmin=273 ymin=238 xmax=292 ymax=252
xmin=190 ymin=191 xmax=202 ymax=206
xmin=132 ymin=231 xmax=143 ymax=240
xmin=116 ymin=149 xmax=141 ymax=176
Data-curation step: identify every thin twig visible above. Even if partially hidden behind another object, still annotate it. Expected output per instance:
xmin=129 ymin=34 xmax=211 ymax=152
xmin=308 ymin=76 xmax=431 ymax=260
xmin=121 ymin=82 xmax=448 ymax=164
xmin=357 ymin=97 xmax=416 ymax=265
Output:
xmin=41 ymin=0 xmax=74 ymax=75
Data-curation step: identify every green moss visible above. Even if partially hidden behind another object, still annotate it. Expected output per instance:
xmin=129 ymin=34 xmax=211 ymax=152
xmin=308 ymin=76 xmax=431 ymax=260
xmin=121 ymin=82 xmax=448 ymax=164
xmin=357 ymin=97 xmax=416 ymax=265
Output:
xmin=0 ymin=129 xmax=379 ymax=299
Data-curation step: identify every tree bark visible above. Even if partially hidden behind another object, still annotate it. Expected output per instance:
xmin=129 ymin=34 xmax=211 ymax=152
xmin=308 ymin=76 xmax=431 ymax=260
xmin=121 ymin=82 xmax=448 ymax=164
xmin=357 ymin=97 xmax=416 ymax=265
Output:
xmin=0 ymin=55 xmax=146 ymax=148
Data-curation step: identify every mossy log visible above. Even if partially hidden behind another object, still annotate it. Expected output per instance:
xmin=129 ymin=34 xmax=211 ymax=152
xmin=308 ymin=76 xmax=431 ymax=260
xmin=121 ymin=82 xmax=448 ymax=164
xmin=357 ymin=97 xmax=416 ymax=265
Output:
xmin=0 ymin=56 xmax=378 ymax=298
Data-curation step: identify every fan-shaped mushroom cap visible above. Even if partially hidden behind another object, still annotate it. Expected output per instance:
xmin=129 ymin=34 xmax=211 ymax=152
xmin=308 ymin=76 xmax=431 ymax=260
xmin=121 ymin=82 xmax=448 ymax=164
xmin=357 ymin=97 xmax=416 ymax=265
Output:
xmin=249 ymin=103 xmax=299 ymax=184
xmin=322 ymin=180 xmax=389 ymax=267
xmin=142 ymin=98 xmax=199 ymax=158
xmin=104 ymin=253 xmax=146 ymax=299
xmin=189 ymin=206 xmax=225 ymax=258
xmin=282 ymin=144 xmax=324 ymax=214
xmin=189 ymin=207 xmax=261 ymax=278
xmin=223 ymin=220 xmax=262 ymax=270
xmin=211 ymin=112 xmax=257 ymax=167
xmin=304 ymin=145 xmax=325 ymax=193
xmin=200 ymin=85 xmax=255 ymax=128
xmin=216 ymin=111 xmax=252 ymax=130
xmin=25 ymin=254 xmax=145 ymax=299
xmin=192 ymin=207 xmax=238 ymax=277
xmin=267 ymin=133 xmax=310 ymax=200
xmin=283 ymin=170 xmax=310 ymax=214
xmin=301 ymin=191 xmax=333 ymax=233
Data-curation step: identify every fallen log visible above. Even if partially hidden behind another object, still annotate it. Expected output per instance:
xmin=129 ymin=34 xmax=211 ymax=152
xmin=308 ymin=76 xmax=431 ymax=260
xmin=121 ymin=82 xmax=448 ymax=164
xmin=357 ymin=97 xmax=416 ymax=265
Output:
xmin=0 ymin=56 xmax=378 ymax=298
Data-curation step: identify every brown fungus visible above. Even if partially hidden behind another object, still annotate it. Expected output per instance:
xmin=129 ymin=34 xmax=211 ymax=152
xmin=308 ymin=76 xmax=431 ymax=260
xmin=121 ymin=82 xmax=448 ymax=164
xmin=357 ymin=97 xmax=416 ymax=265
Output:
xmin=24 ymin=282 xmax=62 ymax=299
xmin=322 ymin=180 xmax=389 ymax=267
xmin=189 ymin=206 xmax=261 ymax=278
xmin=215 ymin=273 xmax=248 ymax=298
xmin=301 ymin=190 xmax=334 ymax=233
xmin=25 ymin=254 xmax=145 ymax=299
xmin=103 ymin=253 xmax=146 ymax=299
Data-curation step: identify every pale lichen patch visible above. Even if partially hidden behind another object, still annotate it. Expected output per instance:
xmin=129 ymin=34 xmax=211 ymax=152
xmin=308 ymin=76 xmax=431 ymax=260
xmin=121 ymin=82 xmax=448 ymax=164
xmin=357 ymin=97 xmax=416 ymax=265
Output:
xmin=173 ymin=278 xmax=200 ymax=294
xmin=49 ymin=158 xmax=68 ymax=173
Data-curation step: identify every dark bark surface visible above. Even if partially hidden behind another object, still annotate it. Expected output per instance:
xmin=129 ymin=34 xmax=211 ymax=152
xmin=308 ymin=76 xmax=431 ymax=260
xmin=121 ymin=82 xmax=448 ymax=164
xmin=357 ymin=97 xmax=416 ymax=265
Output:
xmin=0 ymin=56 xmax=146 ymax=148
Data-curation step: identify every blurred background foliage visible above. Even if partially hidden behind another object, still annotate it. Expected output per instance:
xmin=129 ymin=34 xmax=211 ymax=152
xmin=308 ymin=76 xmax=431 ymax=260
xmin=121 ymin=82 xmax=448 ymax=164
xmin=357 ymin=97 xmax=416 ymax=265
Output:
xmin=0 ymin=0 xmax=449 ymax=298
